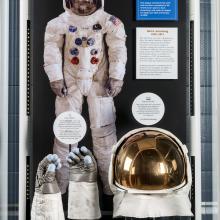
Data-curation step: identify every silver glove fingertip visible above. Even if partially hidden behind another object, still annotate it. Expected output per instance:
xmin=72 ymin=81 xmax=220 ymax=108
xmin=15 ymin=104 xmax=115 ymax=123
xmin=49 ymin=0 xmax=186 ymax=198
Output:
xmin=69 ymin=152 xmax=81 ymax=163
xmin=67 ymin=158 xmax=74 ymax=165
xmin=47 ymin=164 xmax=56 ymax=172
xmin=56 ymin=162 xmax=62 ymax=170
xmin=72 ymin=148 xmax=80 ymax=154
xmin=46 ymin=154 xmax=54 ymax=162
xmin=52 ymin=154 xmax=59 ymax=162
xmin=66 ymin=155 xmax=73 ymax=163
xmin=73 ymin=148 xmax=84 ymax=159
xmin=84 ymin=156 xmax=93 ymax=167
xmin=80 ymin=146 xmax=88 ymax=154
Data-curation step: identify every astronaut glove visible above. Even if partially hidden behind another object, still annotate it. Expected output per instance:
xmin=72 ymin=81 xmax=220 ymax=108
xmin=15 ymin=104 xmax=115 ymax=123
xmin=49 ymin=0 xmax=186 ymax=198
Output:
xmin=31 ymin=155 xmax=65 ymax=220
xmin=50 ymin=79 xmax=68 ymax=97
xmin=106 ymin=78 xmax=124 ymax=98
xmin=35 ymin=154 xmax=62 ymax=194
xmin=67 ymin=146 xmax=101 ymax=220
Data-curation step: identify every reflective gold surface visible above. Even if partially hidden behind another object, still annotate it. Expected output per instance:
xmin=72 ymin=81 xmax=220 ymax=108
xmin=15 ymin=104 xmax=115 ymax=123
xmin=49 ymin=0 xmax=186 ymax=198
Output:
xmin=114 ymin=131 xmax=186 ymax=190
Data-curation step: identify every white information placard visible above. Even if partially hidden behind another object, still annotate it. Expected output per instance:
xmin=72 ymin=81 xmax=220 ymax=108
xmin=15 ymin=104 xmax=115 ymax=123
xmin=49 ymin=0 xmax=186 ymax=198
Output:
xmin=136 ymin=27 xmax=178 ymax=79
xmin=132 ymin=93 xmax=165 ymax=126
xmin=53 ymin=111 xmax=87 ymax=145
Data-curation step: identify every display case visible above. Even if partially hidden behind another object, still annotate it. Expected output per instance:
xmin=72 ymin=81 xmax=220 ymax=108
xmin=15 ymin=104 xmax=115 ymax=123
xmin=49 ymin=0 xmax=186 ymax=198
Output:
xmin=0 ymin=0 xmax=219 ymax=219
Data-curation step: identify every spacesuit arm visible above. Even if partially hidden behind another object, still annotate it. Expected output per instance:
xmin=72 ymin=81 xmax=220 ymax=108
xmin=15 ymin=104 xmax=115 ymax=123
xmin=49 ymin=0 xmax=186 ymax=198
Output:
xmin=44 ymin=19 xmax=65 ymax=82
xmin=105 ymin=16 xmax=127 ymax=81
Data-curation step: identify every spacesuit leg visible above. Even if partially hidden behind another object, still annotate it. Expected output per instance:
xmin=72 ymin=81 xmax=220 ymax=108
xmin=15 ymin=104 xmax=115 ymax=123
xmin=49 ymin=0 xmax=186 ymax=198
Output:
xmin=54 ymin=87 xmax=83 ymax=194
xmin=91 ymin=124 xmax=117 ymax=196
xmin=87 ymin=83 xmax=117 ymax=195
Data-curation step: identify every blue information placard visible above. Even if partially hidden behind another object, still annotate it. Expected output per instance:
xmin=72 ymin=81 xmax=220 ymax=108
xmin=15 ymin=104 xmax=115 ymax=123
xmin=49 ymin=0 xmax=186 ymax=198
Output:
xmin=136 ymin=0 xmax=178 ymax=21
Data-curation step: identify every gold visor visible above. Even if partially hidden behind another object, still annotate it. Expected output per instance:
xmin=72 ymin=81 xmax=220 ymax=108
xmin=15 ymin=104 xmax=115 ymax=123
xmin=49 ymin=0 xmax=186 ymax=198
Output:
xmin=114 ymin=130 xmax=187 ymax=191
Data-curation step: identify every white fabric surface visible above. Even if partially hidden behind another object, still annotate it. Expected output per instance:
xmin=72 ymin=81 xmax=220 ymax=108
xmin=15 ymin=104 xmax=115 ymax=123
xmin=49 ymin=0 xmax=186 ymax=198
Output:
xmin=113 ymin=192 xmax=193 ymax=218
xmin=31 ymin=192 xmax=65 ymax=220
xmin=68 ymin=181 xmax=101 ymax=219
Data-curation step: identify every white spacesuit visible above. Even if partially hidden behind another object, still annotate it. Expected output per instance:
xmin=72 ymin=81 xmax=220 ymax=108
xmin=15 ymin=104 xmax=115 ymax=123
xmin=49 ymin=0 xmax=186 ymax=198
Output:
xmin=44 ymin=0 xmax=127 ymax=194
xmin=109 ymin=128 xmax=193 ymax=218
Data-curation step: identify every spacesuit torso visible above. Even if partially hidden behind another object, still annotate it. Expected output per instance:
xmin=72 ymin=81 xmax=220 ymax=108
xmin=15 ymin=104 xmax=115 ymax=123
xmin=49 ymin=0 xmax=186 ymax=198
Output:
xmin=44 ymin=0 xmax=127 ymax=96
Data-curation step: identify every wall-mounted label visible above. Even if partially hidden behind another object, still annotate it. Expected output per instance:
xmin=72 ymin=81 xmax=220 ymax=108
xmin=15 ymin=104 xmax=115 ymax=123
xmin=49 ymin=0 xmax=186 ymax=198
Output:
xmin=132 ymin=93 xmax=165 ymax=126
xmin=136 ymin=0 xmax=178 ymax=21
xmin=136 ymin=27 xmax=178 ymax=79
xmin=53 ymin=111 xmax=87 ymax=145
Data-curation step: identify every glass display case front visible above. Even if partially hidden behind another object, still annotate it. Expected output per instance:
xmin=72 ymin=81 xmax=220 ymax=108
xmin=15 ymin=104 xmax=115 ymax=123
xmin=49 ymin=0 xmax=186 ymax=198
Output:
xmin=0 ymin=0 xmax=220 ymax=219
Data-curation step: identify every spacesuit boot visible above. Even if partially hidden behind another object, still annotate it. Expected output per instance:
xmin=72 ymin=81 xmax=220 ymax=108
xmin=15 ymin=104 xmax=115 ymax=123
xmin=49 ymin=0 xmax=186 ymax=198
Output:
xmin=44 ymin=0 xmax=127 ymax=194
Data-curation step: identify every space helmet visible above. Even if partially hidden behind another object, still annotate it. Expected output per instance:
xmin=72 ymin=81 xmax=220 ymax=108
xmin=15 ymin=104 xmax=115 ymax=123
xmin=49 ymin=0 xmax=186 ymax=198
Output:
xmin=109 ymin=128 xmax=193 ymax=218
